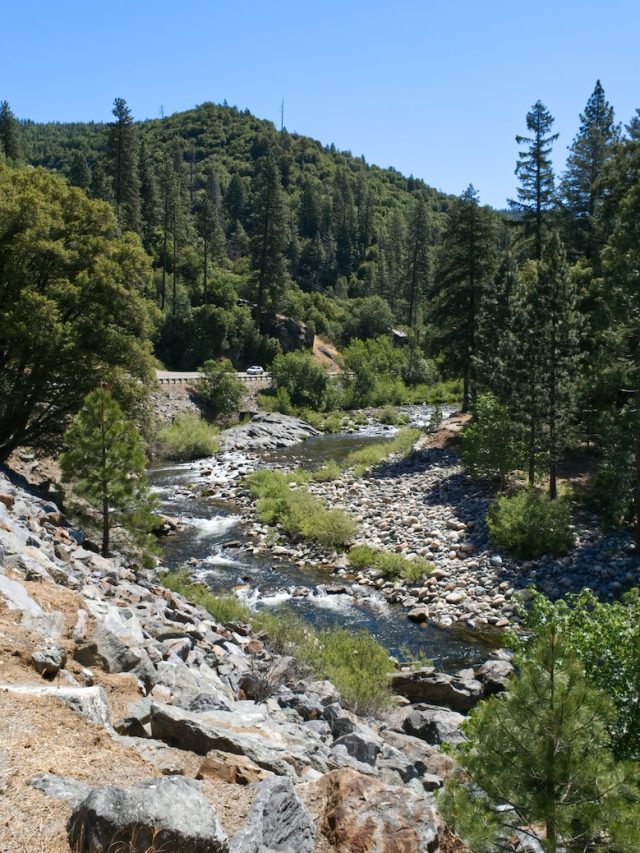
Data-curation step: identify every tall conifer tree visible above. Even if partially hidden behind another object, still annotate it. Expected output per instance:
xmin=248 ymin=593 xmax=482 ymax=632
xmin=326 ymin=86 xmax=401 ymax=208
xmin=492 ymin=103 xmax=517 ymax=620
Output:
xmin=404 ymin=197 xmax=430 ymax=331
xmin=0 ymin=101 xmax=21 ymax=161
xmin=431 ymin=186 xmax=497 ymax=411
xmin=560 ymin=80 xmax=619 ymax=261
xmin=107 ymin=97 xmax=141 ymax=233
xmin=510 ymin=101 xmax=558 ymax=260
xmin=250 ymin=148 xmax=289 ymax=329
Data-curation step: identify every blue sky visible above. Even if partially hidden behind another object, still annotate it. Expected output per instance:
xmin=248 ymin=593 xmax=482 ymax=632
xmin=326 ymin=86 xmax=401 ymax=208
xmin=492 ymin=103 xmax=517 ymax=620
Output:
xmin=5 ymin=1 xmax=639 ymax=207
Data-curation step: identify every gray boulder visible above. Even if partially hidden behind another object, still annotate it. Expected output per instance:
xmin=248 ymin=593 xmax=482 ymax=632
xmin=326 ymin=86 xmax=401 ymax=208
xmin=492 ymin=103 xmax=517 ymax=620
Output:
xmin=0 ymin=683 xmax=110 ymax=727
xmin=475 ymin=657 xmax=514 ymax=696
xmin=332 ymin=731 xmax=381 ymax=766
xmin=229 ymin=776 xmax=314 ymax=853
xmin=65 ymin=776 xmax=228 ymax=853
xmin=149 ymin=703 xmax=297 ymax=777
xmin=32 ymin=644 xmax=67 ymax=678
xmin=74 ymin=624 xmax=156 ymax=691
xmin=390 ymin=667 xmax=483 ymax=711
xmin=402 ymin=705 xmax=466 ymax=746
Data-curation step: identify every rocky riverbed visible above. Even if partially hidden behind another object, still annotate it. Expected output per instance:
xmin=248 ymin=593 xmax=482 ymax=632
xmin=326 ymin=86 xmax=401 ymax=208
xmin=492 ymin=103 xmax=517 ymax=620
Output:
xmin=181 ymin=414 xmax=639 ymax=635
xmin=0 ymin=459 xmax=511 ymax=852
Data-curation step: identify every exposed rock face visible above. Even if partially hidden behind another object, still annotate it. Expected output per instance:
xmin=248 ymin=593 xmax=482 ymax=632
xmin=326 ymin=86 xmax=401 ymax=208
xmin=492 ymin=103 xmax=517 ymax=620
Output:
xmin=318 ymin=768 xmax=441 ymax=853
xmin=474 ymin=656 xmax=513 ymax=695
xmin=219 ymin=412 xmax=319 ymax=452
xmin=229 ymin=776 xmax=315 ymax=853
xmin=0 ymin=684 xmax=111 ymax=727
xmin=265 ymin=315 xmax=314 ymax=354
xmin=401 ymin=705 xmax=467 ymax=746
xmin=198 ymin=749 xmax=271 ymax=785
xmin=32 ymin=644 xmax=67 ymax=678
xmin=65 ymin=776 xmax=229 ymax=853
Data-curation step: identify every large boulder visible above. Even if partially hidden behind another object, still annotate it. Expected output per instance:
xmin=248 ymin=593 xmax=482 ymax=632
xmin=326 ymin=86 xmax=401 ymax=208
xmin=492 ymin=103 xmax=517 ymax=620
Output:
xmin=65 ymin=776 xmax=228 ymax=853
xmin=149 ymin=703 xmax=300 ymax=777
xmin=475 ymin=657 xmax=514 ymax=696
xmin=219 ymin=413 xmax=319 ymax=452
xmin=402 ymin=705 xmax=467 ymax=746
xmin=0 ymin=683 xmax=110 ymax=727
xmin=229 ymin=776 xmax=315 ymax=853
xmin=317 ymin=768 xmax=441 ymax=852
xmin=390 ymin=667 xmax=483 ymax=711
xmin=265 ymin=315 xmax=314 ymax=353
xmin=74 ymin=624 xmax=156 ymax=690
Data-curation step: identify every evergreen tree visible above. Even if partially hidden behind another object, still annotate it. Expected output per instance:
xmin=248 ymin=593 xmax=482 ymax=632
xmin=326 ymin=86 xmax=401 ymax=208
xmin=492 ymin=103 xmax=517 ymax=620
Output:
xmin=560 ymin=80 xmax=619 ymax=261
xmin=0 ymin=101 xmax=21 ymax=161
xmin=539 ymin=233 xmax=580 ymax=497
xmin=626 ymin=108 xmax=640 ymax=141
xmin=333 ymin=169 xmax=357 ymax=276
xmin=107 ymin=97 xmax=141 ymax=232
xmin=475 ymin=251 xmax=518 ymax=399
xmin=404 ymin=197 xmax=430 ymax=330
xmin=510 ymin=101 xmax=558 ymax=260
xmin=441 ymin=626 xmax=640 ymax=853
xmin=88 ymin=158 xmax=112 ymax=202
xmin=508 ymin=234 xmax=579 ymax=493
xmin=431 ymin=186 xmax=497 ymax=411
xmin=382 ymin=209 xmax=406 ymax=314
xmin=225 ymin=173 xmax=247 ymax=227
xmin=60 ymin=389 xmax=155 ymax=557
xmin=298 ymin=181 xmax=323 ymax=239
xmin=138 ymin=138 xmax=160 ymax=240
xmin=249 ymin=148 xmax=289 ymax=329
xmin=69 ymin=151 xmax=91 ymax=190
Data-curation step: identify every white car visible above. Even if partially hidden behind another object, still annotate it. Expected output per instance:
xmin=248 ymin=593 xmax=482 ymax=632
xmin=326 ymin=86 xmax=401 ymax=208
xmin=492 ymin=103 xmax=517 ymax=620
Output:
xmin=246 ymin=366 xmax=265 ymax=376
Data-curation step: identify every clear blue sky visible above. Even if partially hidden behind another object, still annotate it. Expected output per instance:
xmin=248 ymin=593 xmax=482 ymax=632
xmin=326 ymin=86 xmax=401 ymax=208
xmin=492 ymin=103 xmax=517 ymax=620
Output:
xmin=5 ymin=1 xmax=639 ymax=207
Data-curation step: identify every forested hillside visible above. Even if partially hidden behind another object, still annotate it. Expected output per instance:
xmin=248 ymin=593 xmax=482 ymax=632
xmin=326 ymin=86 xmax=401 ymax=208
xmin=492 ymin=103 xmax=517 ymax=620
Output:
xmin=16 ymin=100 xmax=461 ymax=370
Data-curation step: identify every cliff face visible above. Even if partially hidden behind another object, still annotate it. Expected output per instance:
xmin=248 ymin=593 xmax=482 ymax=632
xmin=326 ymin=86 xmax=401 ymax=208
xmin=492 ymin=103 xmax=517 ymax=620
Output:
xmin=0 ymin=465 xmax=473 ymax=852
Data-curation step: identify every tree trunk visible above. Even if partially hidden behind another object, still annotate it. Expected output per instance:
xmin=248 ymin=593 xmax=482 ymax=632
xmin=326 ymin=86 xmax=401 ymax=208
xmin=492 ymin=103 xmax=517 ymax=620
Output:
xmin=635 ymin=438 xmax=640 ymax=548
xmin=101 ymin=494 xmax=109 ymax=557
xmin=462 ymin=368 xmax=471 ymax=413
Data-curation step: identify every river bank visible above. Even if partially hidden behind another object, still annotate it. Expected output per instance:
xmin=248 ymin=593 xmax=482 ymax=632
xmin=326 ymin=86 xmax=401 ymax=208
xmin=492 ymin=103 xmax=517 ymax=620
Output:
xmin=0 ymin=457 xmax=507 ymax=851
xmin=168 ymin=411 xmax=639 ymax=640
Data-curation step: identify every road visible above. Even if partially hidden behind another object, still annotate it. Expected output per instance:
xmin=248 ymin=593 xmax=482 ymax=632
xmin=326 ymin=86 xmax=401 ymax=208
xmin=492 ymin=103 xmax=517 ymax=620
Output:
xmin=156 ymin=370 xmax=271 ymax=387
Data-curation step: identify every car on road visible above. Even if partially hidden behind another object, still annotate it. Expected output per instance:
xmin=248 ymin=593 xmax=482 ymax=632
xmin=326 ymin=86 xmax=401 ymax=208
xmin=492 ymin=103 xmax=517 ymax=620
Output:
xmin=246 ymin=365 xmax=265 ymax=376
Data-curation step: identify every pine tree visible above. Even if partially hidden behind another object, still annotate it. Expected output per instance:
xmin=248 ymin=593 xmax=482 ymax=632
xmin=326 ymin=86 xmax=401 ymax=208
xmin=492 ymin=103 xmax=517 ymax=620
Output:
xmin=539 ymin=233 xmax=580 ymax=497
xmin=560 ymin=80 xmax=619 ymax=261
xmin=107 ymin=97 xmax=141 ymax=233
xmin=475 ymin=251 xmax=518 ymax=400
xmin=249 ymin=148 xmax=290 ymax=329
xmin=441 ymin=626 xmax=640 ymax=853
xmin=431 ymin=186 xmax=497 ymax=411
xmin=510 ymin=101 xmax=558 ymax=260
xmin=404 ymin=197 xmax=430 ymax=330
xmin=382 ymin=209 xmax=406 ymax=315
xmin=69 ymin=151 xmax=91 ymax=190
xmin=138 ymin=138 xmax=160 ymax=241
xmin=60 ymin=389 xmax=156 ymax=557
xmin=627 ymin=108 xmax=640 ymax=141
xmin=508 ymin=234 xmax=579 ymax=493
xmin=225 ymin=173 xmax=247 ymax=227
xmin=0 ymin=101 xmax=21 ymax=161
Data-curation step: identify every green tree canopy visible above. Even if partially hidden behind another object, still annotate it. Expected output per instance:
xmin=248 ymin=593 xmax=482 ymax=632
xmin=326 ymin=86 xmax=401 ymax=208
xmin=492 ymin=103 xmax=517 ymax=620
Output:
xmin=60 ymin=389 xmax=156 ymax=557
xmin=441 ymin=627 xmax=640 ymax=852
xmin=0 ymin=164 xmax=157 ymax=461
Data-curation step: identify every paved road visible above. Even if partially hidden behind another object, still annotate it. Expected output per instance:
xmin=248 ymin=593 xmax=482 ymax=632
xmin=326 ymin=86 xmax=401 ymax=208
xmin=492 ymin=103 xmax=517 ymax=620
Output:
xmin=156 ymin=370 xmax=271 ymax=386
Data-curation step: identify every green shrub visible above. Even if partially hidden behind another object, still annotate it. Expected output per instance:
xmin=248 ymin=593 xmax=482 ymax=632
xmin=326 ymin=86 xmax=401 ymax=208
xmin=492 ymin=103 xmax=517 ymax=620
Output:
xmin=161 ymin=570 xmax=253 ymax=623
xmin=344 ymin=428 xmax=421 ymax=475
xmin=310 ymin=460 xmax=342 ymax=481
xmin=379 ymin=405 xmax=410 ymax=425
xmin=297 ymin=626 xmax=394 ymax=715
xmin=156 ymin=413 xmax=220 ymax=460
xmin=196 ymin=359 xmax=244 ymax=418
xmin=348 ymin=545 xmax=433 ymax=582
xmin=246 ymin=470 xmax=355 ymax=547
xmin=488 ymin=489 xmax=574 ymax=559
xmin=271 ymin=351 xmax=329 ymax=410
xmin=461 ymin=394 xmax=524 ymax=487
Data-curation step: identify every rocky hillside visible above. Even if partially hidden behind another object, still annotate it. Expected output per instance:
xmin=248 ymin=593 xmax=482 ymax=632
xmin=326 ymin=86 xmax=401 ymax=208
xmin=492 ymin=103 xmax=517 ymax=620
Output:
xmin=0 ymin=458 xmax=515 ymax=851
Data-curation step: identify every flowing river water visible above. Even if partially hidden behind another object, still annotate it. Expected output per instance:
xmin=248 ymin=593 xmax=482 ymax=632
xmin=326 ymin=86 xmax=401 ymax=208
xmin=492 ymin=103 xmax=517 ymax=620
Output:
xmin=150 ymin=416 xmax=495 ymax=672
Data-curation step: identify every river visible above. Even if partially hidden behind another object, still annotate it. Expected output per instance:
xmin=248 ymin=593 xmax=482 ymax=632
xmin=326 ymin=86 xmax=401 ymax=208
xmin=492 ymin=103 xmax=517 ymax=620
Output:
xmin=150 ymin=416 xmax=495 ymax=672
